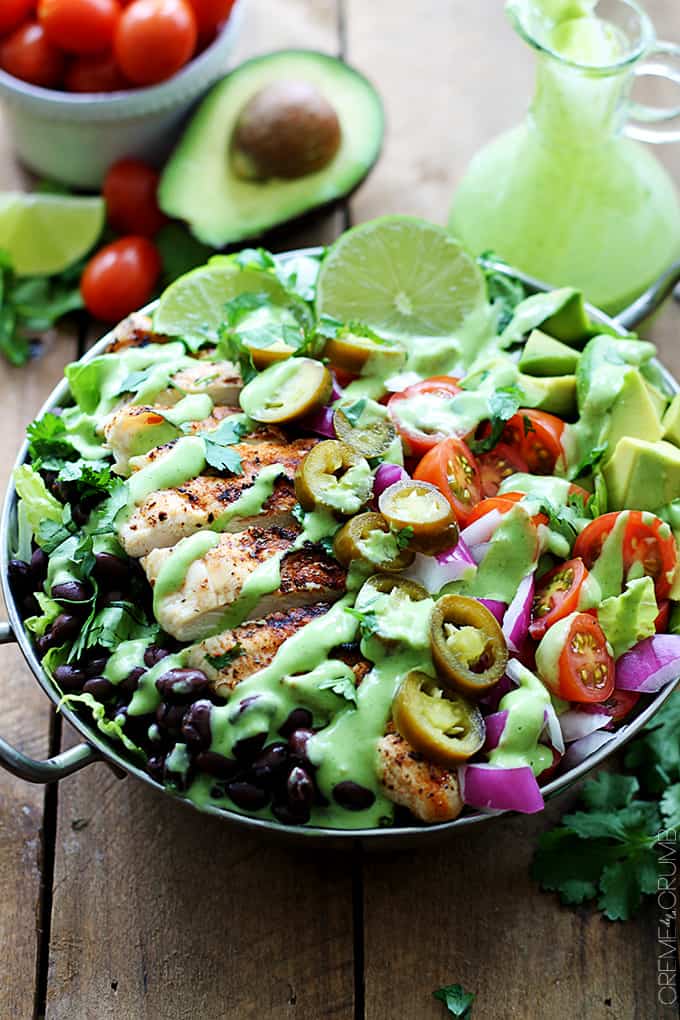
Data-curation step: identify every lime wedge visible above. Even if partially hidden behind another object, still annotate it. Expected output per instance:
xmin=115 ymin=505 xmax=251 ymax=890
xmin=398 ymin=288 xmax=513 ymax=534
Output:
xmin=315 ymin=216 xmax=487 ymax=340
xmin=0 ymin=193 xmax=105 ymax=276
xmin=154 ymin=261 xmax=306 ymax=347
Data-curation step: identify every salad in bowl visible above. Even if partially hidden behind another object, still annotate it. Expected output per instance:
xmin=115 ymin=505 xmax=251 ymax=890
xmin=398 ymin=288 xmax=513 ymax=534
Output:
xmin=7 ymin=217 xmax=680 ymax=831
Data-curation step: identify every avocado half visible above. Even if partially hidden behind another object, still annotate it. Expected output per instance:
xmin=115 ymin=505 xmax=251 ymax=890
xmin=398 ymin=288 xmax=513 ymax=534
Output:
xmin=159 ymin=50 xmax=384 ymax=247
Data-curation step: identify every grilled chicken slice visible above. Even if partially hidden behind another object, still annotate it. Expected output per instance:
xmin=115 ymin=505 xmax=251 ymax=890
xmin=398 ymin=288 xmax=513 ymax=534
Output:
xmin=143 ymin=525 xmax=346 ymax=642
xmin=167 ymin=361 xmax=241 ymax=406
xmin=118 ymin=434 xmax=316 ymax=557
xmin=190 ymin=603 xmax=331 ymax=695
xmin=376 ymin=729 xmax=463 ymax=823
xmin=106 ymin=312 xmax=168 ymax=352
xmin=105 ymin=402 xmax=244 ymax=476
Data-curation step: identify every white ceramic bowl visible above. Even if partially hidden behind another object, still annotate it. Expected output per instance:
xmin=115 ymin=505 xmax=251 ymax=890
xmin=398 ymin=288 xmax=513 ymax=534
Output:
xmin=0 ymin=0 xmax=245 ymax=189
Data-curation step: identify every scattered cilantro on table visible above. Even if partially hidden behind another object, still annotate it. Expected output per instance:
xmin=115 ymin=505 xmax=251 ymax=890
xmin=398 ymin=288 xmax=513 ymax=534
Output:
xmin=531 ymin=695 xmax=680 ymax=921
xmin=433 ymin=982 xmax=475 ymax=1017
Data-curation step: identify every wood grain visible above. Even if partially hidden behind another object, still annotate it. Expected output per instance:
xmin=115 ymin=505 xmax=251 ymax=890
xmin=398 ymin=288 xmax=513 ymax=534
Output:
xmin=45 ymin=5 xmax=355 ymax=1020
xmin=346 ymin=2 xmax=680 ymax=1018
xmin=0 ymin=123 xmax=78 ymax=1020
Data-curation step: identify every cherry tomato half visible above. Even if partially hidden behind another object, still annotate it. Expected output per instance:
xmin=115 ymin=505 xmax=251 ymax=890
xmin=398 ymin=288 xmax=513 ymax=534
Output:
xmin=387 ymin=376 xmax=462 ymax=458
xmin=655 ymin=599 xmax=670 ymax=633
xmin=0 ymin=0 xmax=35 ymax=36
xmin=530 ymin=557 xmax=588 ymax=641
xmin=187 ymin=0 xmax=235 ymax=39
xmin=65 ymin=53 xmax=129 ymax=92
xmin=81 ymin=236 xmax=161 ymax=323
xmin=413 ymin=436 xmax=482 ymax=527
xmin=39 ymin=0 xmax=120 ymax=55
xmin=498 ymin=408 xmax=566 ymax=474
xmin=478 ymin=441 xmax=528 ymax=498
xmin=103 ymin=158 xmax=166 ymax=237
xmin=596 ymin=689 xmax=640 ymax=723
xmin=573 ymin=510 xmax=677 ymax=601
xmin=465 ymin=492 xmax=548 ymax=530
xmin=557 ymin=613 xmax=615 ymax=703
xmin=114 ymin=0 xmax=197 ymax=85
xmin=0 ymin=22 xmax=66 ymax=88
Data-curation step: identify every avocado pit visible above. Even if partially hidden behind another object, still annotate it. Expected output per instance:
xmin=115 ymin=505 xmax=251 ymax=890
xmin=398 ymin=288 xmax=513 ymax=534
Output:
xmin=232 ymin=79 xmax=342 ymax=181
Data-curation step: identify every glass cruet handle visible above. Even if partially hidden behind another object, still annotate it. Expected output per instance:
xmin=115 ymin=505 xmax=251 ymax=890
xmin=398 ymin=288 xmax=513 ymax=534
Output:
xmin=625 ymin=41 xmax=680 ymax=144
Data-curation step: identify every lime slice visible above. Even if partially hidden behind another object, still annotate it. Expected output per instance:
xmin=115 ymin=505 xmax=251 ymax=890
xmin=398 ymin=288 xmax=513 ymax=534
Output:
xmin=154 ymin=262 xmax=307 ymax=347
xmin=315 ymin=216 xmax=487 ymax=340
xmin=0 ymin=192 xmax=104 ymax=276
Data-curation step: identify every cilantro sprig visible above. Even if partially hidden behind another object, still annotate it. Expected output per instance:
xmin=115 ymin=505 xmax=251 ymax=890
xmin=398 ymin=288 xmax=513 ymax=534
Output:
xmin=206 ymin=643 xmax=243 ymax=671
xmin=433 ymin=983 xmax=475 ymax=1018
xmin=202 ymin=417 xmax=248 ymax=474
xmin=468 ymin=387 xmax=523 ymax=454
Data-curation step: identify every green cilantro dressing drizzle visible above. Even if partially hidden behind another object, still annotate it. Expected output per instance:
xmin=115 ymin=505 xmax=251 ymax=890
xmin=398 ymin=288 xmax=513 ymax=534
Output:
xmin=489 ymin=662 xmax=552 ymax=776
xmin=152 ymin=532 xmax=221 ymax=619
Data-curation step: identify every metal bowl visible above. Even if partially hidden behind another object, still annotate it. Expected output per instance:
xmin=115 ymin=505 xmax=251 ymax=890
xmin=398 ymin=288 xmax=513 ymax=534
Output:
xmin=2 ymin=250 xmax=680 ymax=849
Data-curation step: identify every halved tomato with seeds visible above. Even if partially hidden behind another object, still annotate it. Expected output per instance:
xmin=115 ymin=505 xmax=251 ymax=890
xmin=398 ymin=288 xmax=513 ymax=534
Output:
xmin=478 ymin=442 xmax=528 ymax=498
xmin=500 ymin=409 xmax=566 ymax=474
xmin=387 ymin=377 xmax=462 ymax=457
xmin=530 ymin=558 xmax=588 ymax=640
xmin=557 ymin=613 xmax=614 ymax=703
xmin=573 ymin=510 xmax=677 ymax=601
xmin=413 ymin=436 xmax=482 ymax=527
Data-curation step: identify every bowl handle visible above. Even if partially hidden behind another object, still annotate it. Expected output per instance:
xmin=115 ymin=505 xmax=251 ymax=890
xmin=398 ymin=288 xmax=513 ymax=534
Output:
xmin=616 ymin=260 xmax=680 ymax=332
xmin=0 ymin=620 xmax=105 ymax=783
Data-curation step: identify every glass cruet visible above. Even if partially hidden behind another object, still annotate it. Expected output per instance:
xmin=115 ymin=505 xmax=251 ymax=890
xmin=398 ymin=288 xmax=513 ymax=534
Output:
xmin=449 ymin=0 xmax=680 ymax=314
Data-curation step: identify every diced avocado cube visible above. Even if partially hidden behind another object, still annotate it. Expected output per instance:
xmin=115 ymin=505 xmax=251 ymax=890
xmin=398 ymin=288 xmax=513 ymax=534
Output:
xmin=603 ymin=436 xmax=680 ymax=511
xmin=604 ymin=369 xmax=664 ymax=454
xmin=663 ymin=394 xmax=680 ymax=447
xmin=519 ymin=371 xmax=577 ymax=416
xmin=519 ymin=330 xmax=581 ymax=377
xmin=646 ymin=380 xmax=669 ymax=421
xmin=541 ymin=290 xmax=593 ymax=346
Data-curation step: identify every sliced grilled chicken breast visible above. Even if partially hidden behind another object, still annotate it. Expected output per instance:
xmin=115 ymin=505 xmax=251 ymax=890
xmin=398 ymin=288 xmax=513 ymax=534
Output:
xmin=119 ymin=434 xmax=315 ymax=557
xmin=377 ymin=729 xmax=463 ymax=823
xmin=106 ymin=312 xmax=167 ymax=353
xmin=143 ymin=525 xmax=346 ymax=642
xmin=190 ymin=603 xmax=331 ymax=695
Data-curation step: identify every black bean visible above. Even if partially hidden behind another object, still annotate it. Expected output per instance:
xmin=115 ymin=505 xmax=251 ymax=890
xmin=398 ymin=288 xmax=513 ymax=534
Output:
xmin=53 ymin=664 xmax=87 ymax=693
xmin=84 ymin=656 xmax=109 ymax=679
xmin=120 ymin=666 xmax=146 ymax=695
xmin=195 ymin=750 xmax=240 ymax=780
xmin=82 ymin=676 xmax=115 ymax=701
xmin=251 ymin=742 xmax=289 ymax=789
xmin=226 ymin=780 xmax=270 ymax=811
xmin=144 ymin=645 xmax=171 ymax=668
xmin=51 ymin=580 xmax=91 ymax=604
xmin=332 ymin=781 xmax=376 ymax=812
xmin=49 ymin=613 xmax=81 ymax=644
xmin=93 ymin=552 xmax=129 ymax=588
xmin=8 ymin=559 xmax=32 ymax=596
xmin=155 ymin=702 xmax=186 ymax=738
xmin=288 ymin=728 xmax=314 ymax=763
xmin=72 ymin=503 xmax=91 ymax=527
xmin=30 ymin=548 xmax=48 ymax=583
xmin=100 ymin=589 xmax=126 ymax=608
xmin=233 ymin=694 xmax=263 ymax=717
xmin=278 ymin=707 xmax=313 ymax=737
xmin=181 ymin=700 xmax=212 ymax=749
xmin=209 ymin=784 xmax=226 ymax=800
xmin=232 ymin=731 xmax=267 ymax=762
xmin=147 ymin=755 xmax=165 ymax=782
xmin=155 ymin=667 xmax=209 ymax=703
xmin=35 ymin=634 xmax=53 ymax=658
xmin=272 ymin=801 xmax=310 ymax=827
xmin=21 ymin=594 xmax=40 ymax=617
xmin=286 ymin=765 xmax=315 ymax=815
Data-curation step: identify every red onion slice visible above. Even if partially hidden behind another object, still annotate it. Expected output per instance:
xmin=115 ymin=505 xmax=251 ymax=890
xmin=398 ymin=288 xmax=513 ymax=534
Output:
xmin=502 ymin=572 xmax=534 ymax=653
xmin=561 ymin=729 xmax=619 ymax=770
xmin=542 ymin=703 xmax=565 ymax=755
xmin=480 ymin=671 xmax=516 ymax=711
xmin=559 ymin=708 xmax=610 ymax=743
xmin=459 ymin=763 xmax=545 ymax=814
xmin=615 ymin=635 xmax=680 ymax=693
xmin=461 ymin=510 xmax=503 ymax=549
xmin=482 ymin=710 xmax=509 ymax=751
xmin=301 ymin=406 xmax=336 ymax=438
xmin=478 ymin=598 xmax=506 ymax=623
xmin=330 ymin=373 xmax=345 ymax=402
xmin=373 ymin=463 xmax=410 ymax=499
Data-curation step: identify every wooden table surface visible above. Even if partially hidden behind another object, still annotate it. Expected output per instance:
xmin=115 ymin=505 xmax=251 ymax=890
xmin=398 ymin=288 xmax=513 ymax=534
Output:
xmin=1 ymin=2 xmax=680 ymax=1018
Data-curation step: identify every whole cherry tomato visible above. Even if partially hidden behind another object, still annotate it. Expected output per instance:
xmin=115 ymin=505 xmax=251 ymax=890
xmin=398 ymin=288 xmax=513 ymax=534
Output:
xmin=0 ymin=22 xmax=65 ymax=88
xmin=81 ymin=236 xmax=161 ymax=322
xmin=187 ymin=0 xmax=235 ymax=39
xmin=0 ymin=0 xmax=35 ymax=37
xmin=103 ymin=158 xmax=166 ymax=236
xmin=38 ymin=0 xmax=121 ymax=55
xmin=114 ymin=0 xmax=197 ymax=85
xmin=65 ymin=53 xmax=128 ymax=91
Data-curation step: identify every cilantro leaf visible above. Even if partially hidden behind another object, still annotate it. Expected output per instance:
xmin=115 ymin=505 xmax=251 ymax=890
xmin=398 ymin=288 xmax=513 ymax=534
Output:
xmin=206 ymin=643 xmax=243 ymax=671
xmin=316 ymin=313 xmax=344 ymax=339
xmin=660 ymin=782 xmax=680 ymax=831
xmin=57 ymin=459 xmax=115 ymax=499
xmin=468 ymin=388 xmax=522 ymax=454
xmin=625 ymin=695 xmax=680 ymax=794
xmin=203 ymin=417 xmax=247 ymax=474
xmin=433 ymin=983 xmax=475 ymax=1018
xmin=580 ymin=772 xmax=640 ymax=811
xmin=341 ymin=399 xmax=367 ymax=428
xmin=570 ymin=444 xmax=608 ymax=481
xmin=482 ymin=258 xmax=527 ymax=334
xmin=112 ymin=367 xmax=155 ymax=397
xmin=27 ymin=413 xmax=76 ymax=467
xmin=394 ymin=526 xmax=414 ymax=549
xmin=318 ymin=671 xmax=357 ymax=704
xmin=232 ymin=247 xmax=276 ymax=272
xmin=598 ymin=851 xmax=659 ymax=921
xmin=223 ymin=291 xmax=271 ymax=329
xmin=345 ymin=607 xmax=380 ymax=638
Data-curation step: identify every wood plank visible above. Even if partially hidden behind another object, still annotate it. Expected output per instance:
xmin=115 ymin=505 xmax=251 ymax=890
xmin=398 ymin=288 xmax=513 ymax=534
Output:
xmin=345 ymin=2 xmax=680 ymax=1018
xmin=46 ymin=5 xmax=355 ymax=1019
xmin=0 ymin=112 xmax=79 ymax=1020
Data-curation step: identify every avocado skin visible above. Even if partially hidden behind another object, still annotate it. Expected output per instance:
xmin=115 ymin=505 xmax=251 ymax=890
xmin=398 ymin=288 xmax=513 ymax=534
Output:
xmin=159 ymin=50 xmax=384 ymax=247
